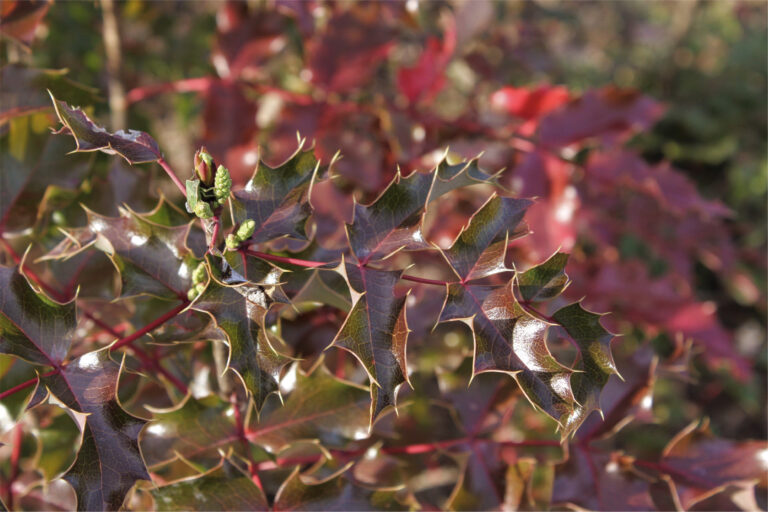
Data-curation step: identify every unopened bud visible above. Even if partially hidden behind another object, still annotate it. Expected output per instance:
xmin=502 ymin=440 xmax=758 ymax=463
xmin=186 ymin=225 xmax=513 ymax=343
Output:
xmin=194 ymin=148 xmax=214 ymax=185
xmin=187 ymin=288 xmax=198 ymax=301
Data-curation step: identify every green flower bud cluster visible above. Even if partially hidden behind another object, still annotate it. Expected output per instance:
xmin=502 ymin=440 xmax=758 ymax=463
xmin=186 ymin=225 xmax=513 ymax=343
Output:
xmin=225 ymin=219 xmax=256 ymax=250
xmin=214 ymin=165 xmax=232 ymax=206
xmin=187 ymin=261 xmax=208 ymax=301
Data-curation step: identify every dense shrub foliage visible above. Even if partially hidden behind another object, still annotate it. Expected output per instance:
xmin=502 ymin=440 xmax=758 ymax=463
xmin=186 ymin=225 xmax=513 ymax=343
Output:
xmin=0 ymin=1 xmax=765 ymax=511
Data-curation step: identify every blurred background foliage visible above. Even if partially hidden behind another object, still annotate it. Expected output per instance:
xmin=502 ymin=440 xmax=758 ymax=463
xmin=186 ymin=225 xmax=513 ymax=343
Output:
xmin=1 ymin=0 xmax=766 ymax=504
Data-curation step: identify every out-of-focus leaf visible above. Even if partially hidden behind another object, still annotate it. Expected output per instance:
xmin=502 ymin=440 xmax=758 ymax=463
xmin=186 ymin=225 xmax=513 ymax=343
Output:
xmin=0 ymin=266 xmax=75 ymax=366
xmin=490 ymin=85 xmax=571 ymax=121
xmin=307 ymin=5 xmax=395 ymax=93
xmin=0 ymin=355 xmax=40 ymax=432
xmin=552 ymin=449 xmax=656 ymax=511
xmin=40 ymin=349 xmax=149 ymax=511
xmin=36 ymin=409 xmax=80 ymax=480
xmin=247 ymin=365 xmax=370 ymax=453
xmin=517 ymin=252 xmax=570 ymax=302
xmin=42 ymin=207 xmax=196 ymax=300
xmin=397 ymin=16 xmax=456 ymax=104
xmin=330 ymin=263 xmax=409 ymax=421
xmin=658 ymin=420 xmax=768 ymax=509
xmin=0 ymin=65 xmax=98 ymax=124
xmin=49 ymin=92 xmax=163 ymax=164
xmin=0 ymin=0 xmax=51 ymax=46
xmin=504 ymin=457 xmax=537 ymax=511
xmin=140 ymin=395 xmax=239 ymax=468
xmin=274 ymin=467 xmax=406 ymax=511
xmin=231 ymin=141 xmax=319 ymax=244
xmin=150 ymin=463 xmax=268 ymax=511
xmin=538 ymin=87 xmax=664 ymax=146
xmin=192 ymin=261 xmax=289 ymax=410
xmin=441 ymin=195 xmax=531 ymax=281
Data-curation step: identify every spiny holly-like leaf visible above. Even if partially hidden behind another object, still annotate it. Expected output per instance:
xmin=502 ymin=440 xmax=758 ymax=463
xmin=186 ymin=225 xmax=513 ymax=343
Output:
xmin=247 ymin=364 xmax=370 ymax=453
xmin=141 ymin=395 xmax=241 ymax=468
xmin=329 ymin=263 xmax=410 ymax=422
xmin=231 ymin=141 xmax=320 ymax=244
xmin=438 ymin=279 xmax=576 ymax=430
xmin=49 ymin=91 xmax=163 ymax=164
xmin=42 ymin=207 xmax=197 ymax=300
xmin=274 ymin=467 xmax=406 ymax=511
xmin=441 ymin=194 xmax=531 ymax=281
xmin=517 ymin=251 xmax=570 ymax=302
xmin=347 ymin=157 xmax=498 ymax=263
xmin=659 ymin=420 xmax=768 ymax=509
xmin=191 ymin=259 xmax=289 ymax=411
xmin=551 ymin=302 xmax=618 ymax=433
xmin=0 ymin=266 xmax=75 ymax=366
xmin=150 ymin=463 xmax=268 ymax=511
xmin=39 ymin=349 xmax=149 ymax=511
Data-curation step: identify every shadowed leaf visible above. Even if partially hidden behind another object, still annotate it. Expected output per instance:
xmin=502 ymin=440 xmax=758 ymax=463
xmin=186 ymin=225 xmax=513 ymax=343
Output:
xmin=192 ymin=261 xmax=289 ymax=410
xmin=517 ymin=252 xmax=570 ymax=302
xmin=330 ymin=263 xmax=410 ymax=422
xmin=151 ymin=464 xmax=268 ymax=511
xmin=42 ymin=207 xmax=196 ymax=300
xmin=247 ymin=365 xmax=370 ymax=453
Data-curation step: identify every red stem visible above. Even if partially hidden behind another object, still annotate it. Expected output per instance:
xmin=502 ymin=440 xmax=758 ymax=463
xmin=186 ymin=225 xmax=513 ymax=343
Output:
xmin=110 ymin=302 xmax=189 ymax=350
xmin=157 ymin=157 xmax=187 ymax=196
xmin=126 ymin=77 xmax=212 ymax=104
xmin=230 ymin=394 xmax=264 ymax=492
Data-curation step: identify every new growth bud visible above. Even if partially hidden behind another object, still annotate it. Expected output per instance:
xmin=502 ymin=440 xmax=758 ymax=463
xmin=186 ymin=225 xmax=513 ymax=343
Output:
xmin=225 ymin=234 xmax=239 ymax=250
xmin=192 ymin=261 xmax=206 ymax=285
xmin=214 ymin=165 xmax=232 ymax=206
xmin=194 ymin=147 xmax=214 ymax=185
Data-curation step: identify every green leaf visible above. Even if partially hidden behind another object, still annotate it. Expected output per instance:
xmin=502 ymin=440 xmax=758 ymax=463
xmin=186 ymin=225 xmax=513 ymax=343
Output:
xmin=192 ymin=260 xmax=290 ymax=411
xmin=551 ymin=302 xmax=618 ymax=433
xmin=247 ymin=365 xmax=371 ymax=453
xmin=151 ymin=463 xmax=268 ymax=511
xmin=274 ymin=467 xmax=406 ymax=511
xmin=347 ymin=156 xmax=498 ymax=264
xmin=40 ymin=349 xmax=149 ymax=511
xmin=517 ymin=252 xmax=570 ymax=302
xmin=231 ymin=141 xmax=319 ymax=244
xmin=441 ymin=195 xmax=531 ymax=281
xmin=43 ymin=207 xmax=197 ymax=300
xmin=329 ymin=263 xmax=410 ymax=421
xmin=0 ymin=266 xmax=75 ymax=366
xmin=49 ymin=92 xmax=163 ymax=164
xmin=141 ymin=395 xmax=240 ymax=468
